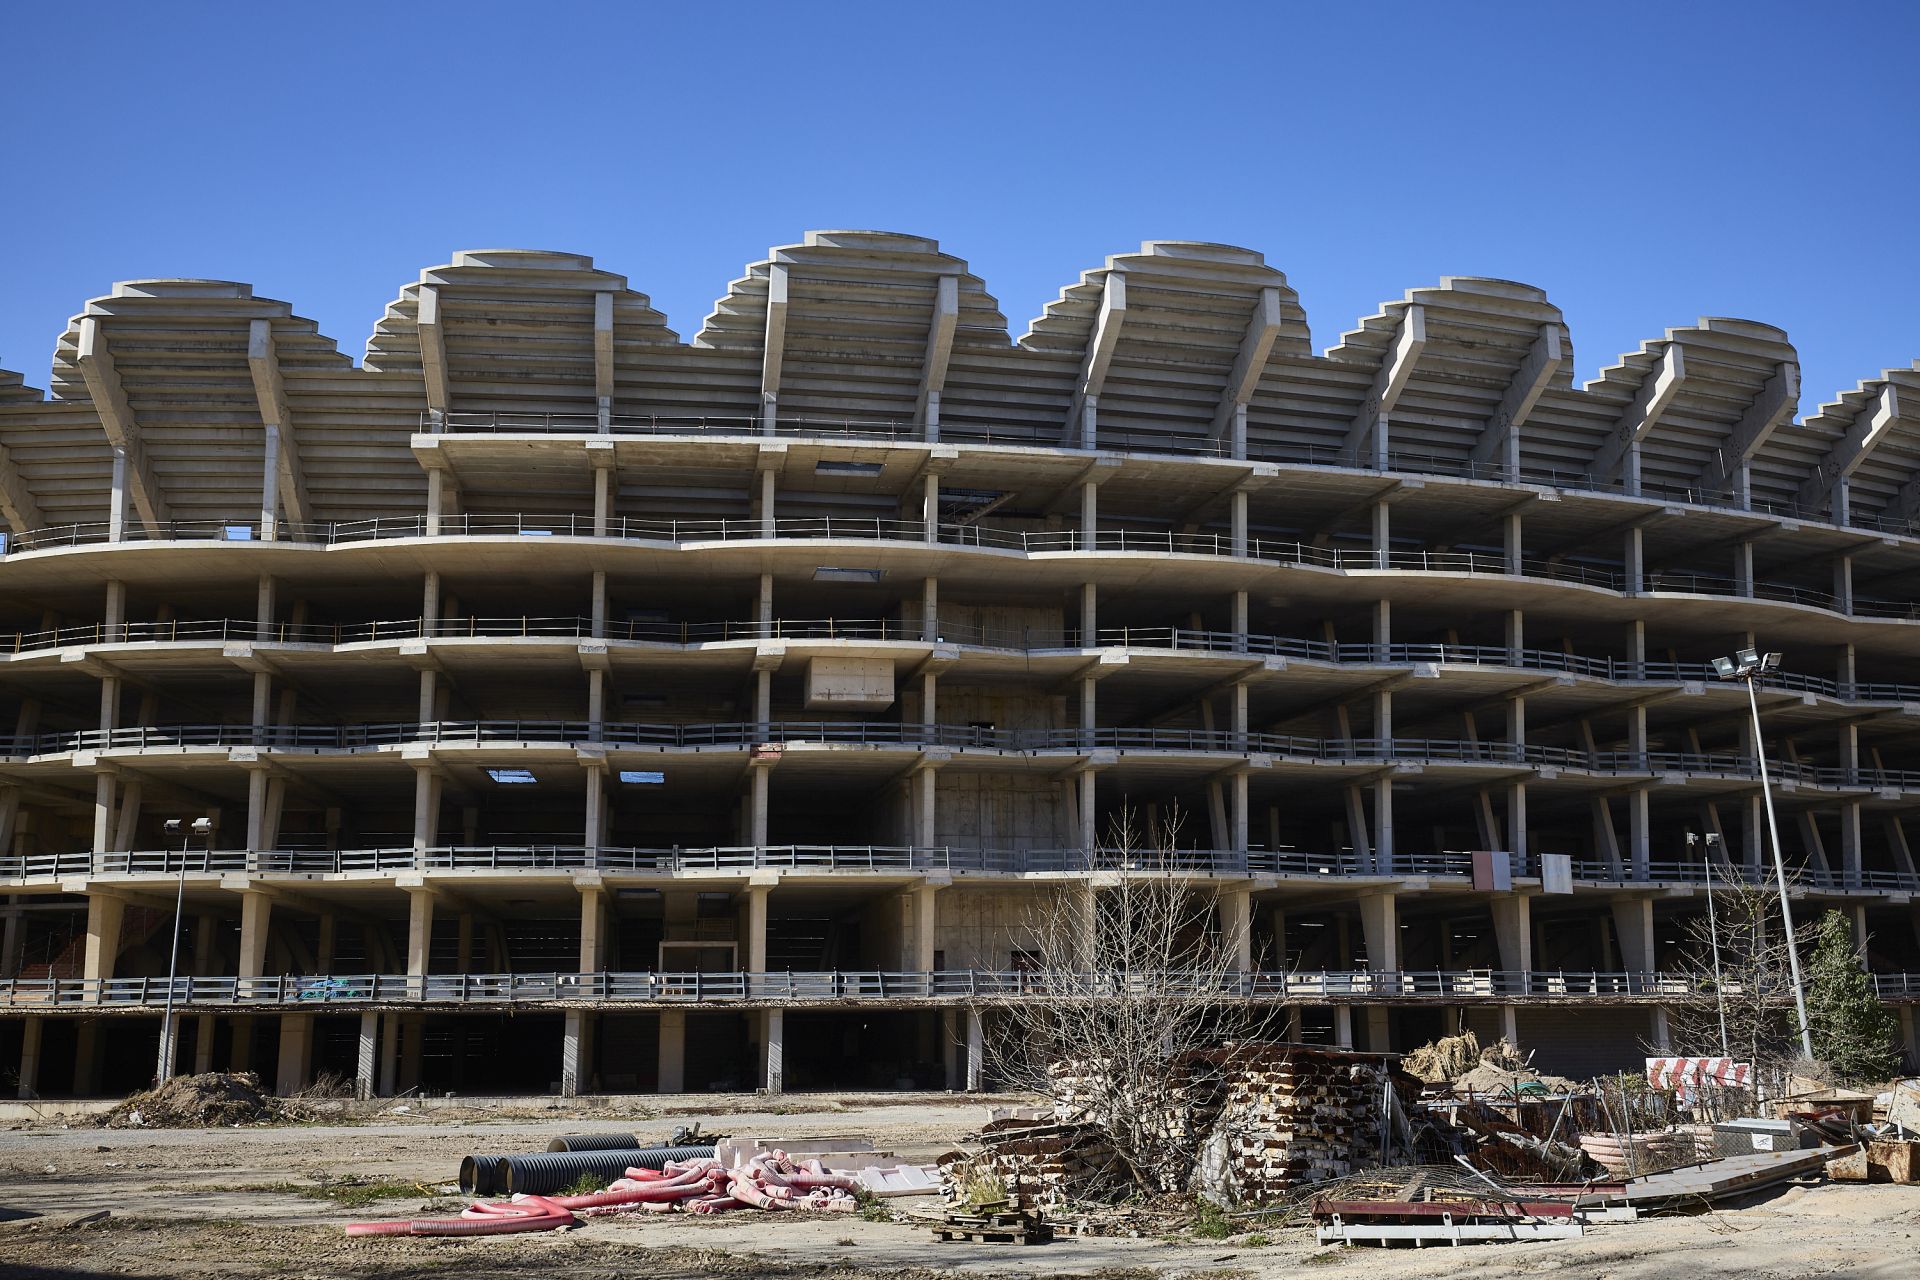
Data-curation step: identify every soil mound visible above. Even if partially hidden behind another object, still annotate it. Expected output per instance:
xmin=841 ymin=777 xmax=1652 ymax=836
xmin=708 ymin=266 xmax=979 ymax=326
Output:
xmin=97 ymin=1071 xmax=315 ymax=1129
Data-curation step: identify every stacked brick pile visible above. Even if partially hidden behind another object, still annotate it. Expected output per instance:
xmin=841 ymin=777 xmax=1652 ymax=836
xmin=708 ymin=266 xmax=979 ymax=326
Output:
xmin=1202 ymin=1045 xmax=1393 ymax=1201
xmin=955 ymin=1119 xmax=1124 ymax=1206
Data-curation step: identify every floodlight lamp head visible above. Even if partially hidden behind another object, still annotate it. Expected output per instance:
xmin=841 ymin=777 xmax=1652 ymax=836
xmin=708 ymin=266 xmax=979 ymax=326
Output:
xmin=1685 ymin=832 xmax=1698 ymax=846
xmin=1705 ymin=832 xmax=1723 ymax=847
xmin=163 ymin=819 xmax=183 ymax=833
xmin=1737 ymin=647 xmax=1760 ymax=667
xmin=1712 ymin=656 xmax=1738 ymax=679
xmin=1762 ymin=652 xmax=1782 ymax=671
xmin=190 ymin=817 xmax=213 ymax=835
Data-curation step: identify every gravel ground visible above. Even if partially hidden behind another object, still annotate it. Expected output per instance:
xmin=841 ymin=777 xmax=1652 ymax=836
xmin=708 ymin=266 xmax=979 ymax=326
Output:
xmin=2 ymin=1094 xmax=1918 ymax=1279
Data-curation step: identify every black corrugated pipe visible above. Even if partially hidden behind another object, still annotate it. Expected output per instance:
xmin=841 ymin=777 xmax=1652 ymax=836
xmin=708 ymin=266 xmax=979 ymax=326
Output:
xmin=497 ymin=1145 xmax=719 ymax=1195
xmin=458 ymin=1154 xmax=513 ymax=1195
xmin=544 ymin=1132 xmax=643 ymax=1153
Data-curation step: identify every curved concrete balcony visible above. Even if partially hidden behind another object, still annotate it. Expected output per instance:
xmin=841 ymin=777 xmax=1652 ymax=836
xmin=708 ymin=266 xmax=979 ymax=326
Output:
xmin=11 ymin=719 xmax=1913 ymax=793
xmin=2 ymin=513 xmax=1910 ymax=625
xmin=428 ymin=410 xmax=1920 ymax=543
xmin=11 ymin=615 xmax=1919 ymax=711
xmin=5 ymin=844 xmax=1906 ymax=893
xmin=13 ymin=967 xmax=1909 ymax=1012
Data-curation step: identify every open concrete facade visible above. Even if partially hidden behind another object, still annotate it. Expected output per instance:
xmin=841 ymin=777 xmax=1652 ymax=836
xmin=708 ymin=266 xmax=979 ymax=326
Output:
xmin=2 ymin=232 xmax=1920 ymax=1097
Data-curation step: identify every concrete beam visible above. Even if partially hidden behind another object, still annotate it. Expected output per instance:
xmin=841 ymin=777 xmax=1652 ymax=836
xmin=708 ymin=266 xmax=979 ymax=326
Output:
xmin=1798 ymin=382 xmax=1902 ymax=514
xmin=1592 ymin=343 xmax=1686 ymax=486
xmin=1208 ymin=286 xmax=1284 ymax=441
xmin=75 ymin=317 xmax=168 ymax=529
xmin=1700 ymin=360 xmax=1799 ymax=500
xmin=1468 ymin=323 xmax=1563 ymax=476
xmin=1063 ymin=272 xmax=1127 ymax=444
xmin=247 ymin=320 xmax=311 ymax=529
xmin=914 ymin=274 xmax=959 ymax=429
xmin=0 ymin=436 xmax=43 ymax=536
xmin=1345 ymin=304 xmax=1425 ymax=462
xmin=415 ymin=286 xmax=450 ymax=415
xmin=593 ymin=291 xmax=616 ymax=408
xmin=761 ymin=264 xmax=789 ymax=417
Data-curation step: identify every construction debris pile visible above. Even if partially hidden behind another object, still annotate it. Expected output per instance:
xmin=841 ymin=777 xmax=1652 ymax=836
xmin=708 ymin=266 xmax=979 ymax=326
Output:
xmin=1195 ymin=1044 xmax=1396 ymax=1201
xmin=97 ymin=1072 xmax=315 ymax=1129
xmin=353 ymin=1133 xmax=939 ymax=1238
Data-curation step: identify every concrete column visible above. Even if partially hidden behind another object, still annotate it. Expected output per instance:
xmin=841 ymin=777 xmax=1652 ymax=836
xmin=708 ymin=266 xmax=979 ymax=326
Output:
xmin=398 ymin=1014 xmax=423 ymax=1095
xmin=411 ymin=767 xmax=439 ymax=855
xmin=1628 ymin=787 xmax=1651 ymax=880
xmin=562 ymin=1009 xmax=590 ymax=1097
xmin=193 ymin=1015 xmax=215 ymax=1073
xmin=922 ymin=472 xmax=939 ymax=543
xmin=1231 ymin=590 xmax=1249 ymax=650
xmin=1230 ymin=489 xmax=1248 ymax=556
xmin=1650 ymin=1006 xmax=1672 ymax=1051
xmin=763 ymin=1008 xmax=785 ymax=1093
xmin=943 ymin=1009 xmax=960 ymax=1088
xmin=1501 ymin=1005 xmax=1519 ymax=1047
xmin=657 ymin=1010 xmax=686 ymax=1093
xmin=1508 ymin=780 xmax=1528 ymax=859
xmin=1370 ymin=500 xmax=1390 ymax=561
xmin=378 ymin=1012 xmax=399 ymax=1097
xmin=749 ymin=764 xmax=770 ymax=847
xmin=1077 ymin=770 xmax=1097 ymax=851
xmin=757 ymin=573 xmax=774 ymax=628
xmin=1357 ymin=892 xmax=1397 ymax=971
xmin=592 ymin=468 xmax=611 ymax=537
xmin=583 ymin=765 xmax=605 ymax=858
xmin=1221 ymin=886 xmax=1252 ymax=974
xmin=965 ymin=1007 xmax=983 ymax=1091
xmin=908 ymin=881 xmax=939 ymax=971
xmin=82 ymin=892 xmax=125 ymax=987
xmin=1505 ymin=609 xmax=1524 ymax=665
xmin=1333 ymin=1005 xmax=1354 ymax=1049
xmin=1734 ymin=540 xmax=1755 ymax=596
xmin=745 ymin=883 xmax=770 ymax=973
xmin=579 ymin=884 xmax=606 ymax=972
xmin=275 ymin=1014 xmax=312 ymax=1095
xmin=1624 ymin=526 xmax=1644 ymax=593
xmin=1834 ymin=553 xmax=1855 ymax=614
xmin=1611 ymin=896 xmax=1655 ymax=971
xmin=425 ymin=468 xmax=447 ymax=535
xmin=921 ymin=576 xmax=938 ymax=642
xmin=1372 ymin=779 xmax=1395 ymax=872
xmin=1490 ymin=894 xmax=1532 ymax=974
xmin=91 ymin=771 xmax=117 ymax=857
xmin=16 ymin=1016 xmax=42 ymax=1098
xmin=1503 ymin=511 xmax=1523 ymax=573
xmin=758 ymin=467 xmax=776 ymax=539
xmin=406 ymin=888 xmax=434 ymax=995
xmin=1079 ymin=479 xmax=1098 ymax=546
xmin=355 ymin=1010 xmax=377 ymax=1099
xmin=914 ymin=765 xmax=937 ymax=847
xmin=237 ymin=891 xmax=271 ymax=979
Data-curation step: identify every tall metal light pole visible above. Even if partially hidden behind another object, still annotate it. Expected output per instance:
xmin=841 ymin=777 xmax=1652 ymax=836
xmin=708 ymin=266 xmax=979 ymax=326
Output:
xmin=1713 ymin=648 xmax=1814 ymax=1059
xmin=154 ymin=816 xmax=213 ymax=1085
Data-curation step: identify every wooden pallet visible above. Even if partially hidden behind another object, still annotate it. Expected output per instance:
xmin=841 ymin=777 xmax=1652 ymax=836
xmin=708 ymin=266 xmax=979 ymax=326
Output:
xmin=932 ymin=1209 xmax=1054 ymax=1245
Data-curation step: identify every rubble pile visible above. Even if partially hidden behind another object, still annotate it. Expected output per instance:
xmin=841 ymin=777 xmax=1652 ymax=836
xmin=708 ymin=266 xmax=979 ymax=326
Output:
xmin=1404 ymin=1030 xmax=1575 ymax=1094
xmin=97 ymin=1072 xmax=315 ymax=1129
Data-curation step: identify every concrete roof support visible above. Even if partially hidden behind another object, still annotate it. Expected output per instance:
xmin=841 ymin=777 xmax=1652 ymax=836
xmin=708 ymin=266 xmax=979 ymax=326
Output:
xmin=415 ymin=286 xmax=450 ymax=420
xmin=1063 ymin=272 xmax=1126 ymax=447
xmin=0 ymin=437 xmax=42 ymax=537
xmin=1209 ymin=286 xmax=1285 ymax=452
xmin=593 ymin=291 xmax=615 ymax=430
xmin=1700 ymin=360 xmax=1800 ymax=504
xmin=1799 ymin=382 xmax=1903 ymax=520
xmin=1591 ymin=343 xmax=1686 ymax=492
xmin=247 ymin=320 xmax=311 ymax=533
xmin=915 ymin=275 xmax=959 ymax=436
xmin=75 ymin=317 xmax=168 ymax=530
xmin=1468 ymin=323 xmax=1563 ymax=479
xmin=1346 ymin=304 xmax=1425 ymax=468
xmin=761 ymin=264 xmax=789 ymax=430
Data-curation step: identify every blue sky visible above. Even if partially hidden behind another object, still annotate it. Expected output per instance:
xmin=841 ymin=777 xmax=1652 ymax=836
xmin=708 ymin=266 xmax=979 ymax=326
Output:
xmin=1 ymin=2 xmax=1915 ymax=412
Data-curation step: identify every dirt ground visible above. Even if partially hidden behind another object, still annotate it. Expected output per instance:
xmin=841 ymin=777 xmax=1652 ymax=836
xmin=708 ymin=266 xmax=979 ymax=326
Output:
xmin=2 ymin=1093 xmax=1918 ymax=1279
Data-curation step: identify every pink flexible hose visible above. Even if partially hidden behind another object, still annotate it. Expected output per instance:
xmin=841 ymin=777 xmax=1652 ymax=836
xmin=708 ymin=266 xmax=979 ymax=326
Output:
xmin=346 ymin=1196 xmax=576 ymax=1238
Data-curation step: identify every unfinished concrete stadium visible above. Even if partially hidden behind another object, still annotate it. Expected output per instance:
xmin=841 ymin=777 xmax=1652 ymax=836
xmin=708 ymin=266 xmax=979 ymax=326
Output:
xmin=1 ymin=230 xmax=1918 ymax=1100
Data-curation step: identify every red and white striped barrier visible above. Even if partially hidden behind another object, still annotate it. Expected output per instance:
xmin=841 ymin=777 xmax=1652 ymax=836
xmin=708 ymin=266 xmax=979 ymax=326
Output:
xmin=1646 ymin=1057 xmax=1751 ymax=1088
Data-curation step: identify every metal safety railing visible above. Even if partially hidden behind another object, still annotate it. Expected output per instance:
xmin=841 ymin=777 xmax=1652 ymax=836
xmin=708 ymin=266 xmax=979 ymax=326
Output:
xmin=11 ymin=967 xmax=1911 ymax=1010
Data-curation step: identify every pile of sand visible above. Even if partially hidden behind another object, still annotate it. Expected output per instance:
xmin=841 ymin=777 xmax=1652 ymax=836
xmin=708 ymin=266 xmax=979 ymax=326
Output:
xmin=96 ymin=1071 xmax=315 ymax=1129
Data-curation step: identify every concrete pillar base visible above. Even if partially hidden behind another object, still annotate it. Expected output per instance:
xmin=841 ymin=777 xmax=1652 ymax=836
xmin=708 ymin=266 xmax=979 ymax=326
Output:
xmin=16 ymin=1015 xmax=41 ymax=1098
xmin=355 ymin=1011 xmax=378 ymax=1100
xmin=763 ymin=1009 xmax=784 ymax=1093
xmin=965 ymin=1007 xmax=984 ymax=1091
xmin=275 ymin=1013 xmax=313 ymax=1096
xmin=658 ymin=1011 xmax=686 ymax=1093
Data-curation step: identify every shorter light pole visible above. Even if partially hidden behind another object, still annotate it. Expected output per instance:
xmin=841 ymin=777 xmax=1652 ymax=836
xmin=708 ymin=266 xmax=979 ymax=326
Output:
xmin=1689 ymin=831 xmax=1731 ymax=1058
xmin=1712 ymin=647 xmax=1814 ymax=1059
xmin=154 ymin=816 xmax=213 ymax=1086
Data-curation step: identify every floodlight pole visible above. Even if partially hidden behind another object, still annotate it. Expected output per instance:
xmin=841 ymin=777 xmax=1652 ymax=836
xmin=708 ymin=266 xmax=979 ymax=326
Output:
xmin=1742 ymin=672 xmax=1814 ymax=1060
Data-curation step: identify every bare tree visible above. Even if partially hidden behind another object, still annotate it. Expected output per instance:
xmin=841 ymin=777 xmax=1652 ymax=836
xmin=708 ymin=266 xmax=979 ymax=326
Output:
xmin=1664 ymin=859 xmax=1804 ymax=1080
xmin=980 ymin=807 xmax=1277 ymax=1193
